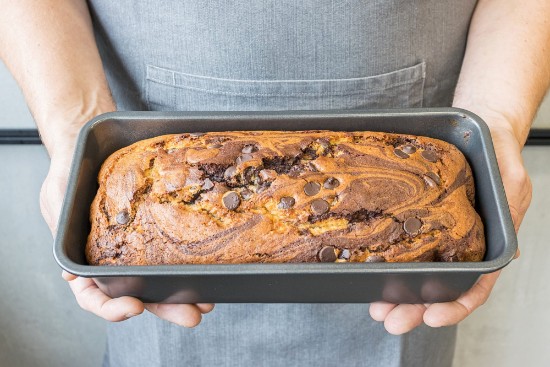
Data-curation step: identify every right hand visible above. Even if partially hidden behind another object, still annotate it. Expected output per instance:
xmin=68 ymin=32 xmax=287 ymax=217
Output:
xmin=40 ymin=146 xmax=214 ymax=327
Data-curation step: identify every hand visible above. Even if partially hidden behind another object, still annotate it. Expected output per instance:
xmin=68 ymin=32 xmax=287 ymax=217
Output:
xmin=369 ymin=122 xmax=532 ymax=334
xmin=41 ymin=145 xmax=214 ymax=327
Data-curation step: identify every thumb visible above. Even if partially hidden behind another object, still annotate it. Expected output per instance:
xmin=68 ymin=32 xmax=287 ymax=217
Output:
xmin=489 ymin=127 xmax=532 ymax=233
xmin=40 ymin=160 xmax=71 ymax=237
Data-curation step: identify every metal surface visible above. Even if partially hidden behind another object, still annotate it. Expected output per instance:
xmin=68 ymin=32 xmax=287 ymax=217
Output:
xmin=53 ymin=109 xmax=518 ymax=303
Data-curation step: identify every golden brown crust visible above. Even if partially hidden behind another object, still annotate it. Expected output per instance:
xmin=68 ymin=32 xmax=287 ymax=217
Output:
xmin=86 ymin=130 xmax=485 ymax=265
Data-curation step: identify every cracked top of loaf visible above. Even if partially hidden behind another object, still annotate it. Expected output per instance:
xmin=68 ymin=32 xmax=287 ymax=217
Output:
xmin=86 ymin=130 xmax=485 ymax=265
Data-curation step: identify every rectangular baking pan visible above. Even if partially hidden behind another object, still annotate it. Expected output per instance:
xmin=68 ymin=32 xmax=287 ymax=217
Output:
xmin=54 ymin=109 xmax=517 ymax=303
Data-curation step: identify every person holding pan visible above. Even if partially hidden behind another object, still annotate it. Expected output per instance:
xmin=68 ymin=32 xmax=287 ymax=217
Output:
xmin=1 ymin=0 xmax=547 ymax=366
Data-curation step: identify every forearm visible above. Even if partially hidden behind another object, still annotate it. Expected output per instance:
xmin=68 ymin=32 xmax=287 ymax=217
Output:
xmin=0 ymin=0 xmax=115 ymax=157
xmin=453 ymin=0 xmax=550 ymax=145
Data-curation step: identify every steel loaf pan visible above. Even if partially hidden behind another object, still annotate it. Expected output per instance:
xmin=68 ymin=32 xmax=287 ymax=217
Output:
xmin=53 ymin=108 xmax=517 ymax=303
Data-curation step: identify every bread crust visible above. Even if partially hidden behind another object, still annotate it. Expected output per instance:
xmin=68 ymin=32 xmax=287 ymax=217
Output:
xmin=86 ymin=130 xmax=485 ymax=265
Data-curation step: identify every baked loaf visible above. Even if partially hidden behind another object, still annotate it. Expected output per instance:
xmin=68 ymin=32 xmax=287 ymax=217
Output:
xmin=86 ymin=130 xmax=485 ymax=265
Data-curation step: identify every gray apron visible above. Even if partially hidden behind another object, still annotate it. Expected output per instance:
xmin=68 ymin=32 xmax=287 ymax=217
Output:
xmin=88 ymin=1 xmax=477 ymax=366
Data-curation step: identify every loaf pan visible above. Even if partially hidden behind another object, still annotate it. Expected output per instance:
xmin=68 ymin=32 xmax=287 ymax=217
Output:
xmin=53 ymin=109 xmax=517 ymax=303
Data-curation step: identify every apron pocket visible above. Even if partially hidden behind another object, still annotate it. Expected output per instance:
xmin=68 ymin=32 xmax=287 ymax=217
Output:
xmin=145 ymin=62 xmax=425 ymax=111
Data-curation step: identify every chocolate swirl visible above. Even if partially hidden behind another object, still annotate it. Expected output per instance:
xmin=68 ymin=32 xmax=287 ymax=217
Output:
xmin=86 ymin=131 xmax=485 ymax=265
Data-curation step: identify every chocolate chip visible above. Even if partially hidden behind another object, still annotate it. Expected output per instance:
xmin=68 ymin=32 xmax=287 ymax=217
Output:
xmin=316 ymin=138 xmax=330 ymax=149
xmin=202 ymin=178 xmax=214 ymax=190
xmin=306 ymin=162 xmax=318 ymax=172
xmin=323 ymin=177 xmax=340 ymax=189
xmin=365 ymin=255 xmax=386 ymax=263
xmin=393 ymin=148 xmax=409 ymax=159
xmin=425 ymin=171 xmax=440 ymax=185
xmin=222 ymin=191 xmax=240 ymax=210
xmin=259 ymin=169 xmax=277 ymax=182
xmin=236 ymin=154 xmax=254 ymax=165
xmin=116 ymin=210 xmax=130 ymax=225
xmin=318 ymin=246 xmax=337 ymax=262
xmin=423 ymin=176 xmax=437 ymax=187
xmin=189 ymin=132 xmax=205 ymax=137
xmin=242 ymin=144 xmax=258 ymax=154
xmin=288 ymin=166 xmax=302 ymax=178
xmin=403 ymin=217 xmax=422 ymax=235
xmin=241 ymin=188 xmax=253 ymax=200
xmin=224 ymin=166 xmax=237 ymax=180
xmin=423 ymin=172 xmax=440 ymax=188
xmin=278 ymin=196 xmax=295 ymax=209
xmin=402 ymin=145 xmax=417 ymax=154
xmin=339 ymin=249 xmax=351 ymax=260
xmin=446 ymin=254 xmax=459 ymax=262
xmin=304 ymin=181 xmax=321 ymax=196
xmin=421 ymin=150 xmax=438 ymax=162
xmin=310 ymin=198 xmax=330 ymax=215
xmin=243 ymin=167 xmax=256 ymax=182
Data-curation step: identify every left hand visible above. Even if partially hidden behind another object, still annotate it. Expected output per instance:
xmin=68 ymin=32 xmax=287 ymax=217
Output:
xmin=41 ymin=137 xmax=214 ymax=328
xmin=369 ymin=121 xmax=532 ymax=334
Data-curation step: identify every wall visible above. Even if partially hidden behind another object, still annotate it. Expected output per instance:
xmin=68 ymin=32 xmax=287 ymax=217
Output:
xmin=1 ymin=60 xmax=549 ymax=366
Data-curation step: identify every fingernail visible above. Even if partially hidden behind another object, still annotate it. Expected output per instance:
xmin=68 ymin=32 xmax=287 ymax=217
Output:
xmin=125 ymin=313 xmax=139 ymax=318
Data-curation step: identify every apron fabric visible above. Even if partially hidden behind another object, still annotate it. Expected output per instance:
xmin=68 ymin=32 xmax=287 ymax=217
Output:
xmin=87 ymin=1 xmax=477 ymax=366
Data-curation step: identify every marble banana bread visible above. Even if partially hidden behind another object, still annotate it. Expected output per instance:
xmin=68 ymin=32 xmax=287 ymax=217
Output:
xmin=86 ymin=130 xmax=485 ymax=265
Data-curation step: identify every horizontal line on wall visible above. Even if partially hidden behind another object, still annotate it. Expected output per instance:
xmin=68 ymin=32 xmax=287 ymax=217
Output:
xmin=1 ymin=128 xmax=550 ymax=145
xmin=525 ymin=128 xmax=550 ymax=146
xmin=0 ymin=129 xmax=41 ymax=144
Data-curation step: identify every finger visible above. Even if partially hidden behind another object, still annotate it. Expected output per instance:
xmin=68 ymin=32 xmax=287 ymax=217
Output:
xmin=423 ymin=270 xmax=500 ymax=327
xmin=62 ymin=270 xmax=77 ymax=281
xmin=383 ymin=304 xmax=427 ymax=335
xmin=196 ymin=303 xmax=215 ymax=314
xmin=67 ymin=276 xmax=144 ymax=321
xmin=145 ymin=303 xmax=204 ymax=328
xmin=369 ymin=302 xmax=397 ymax=322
